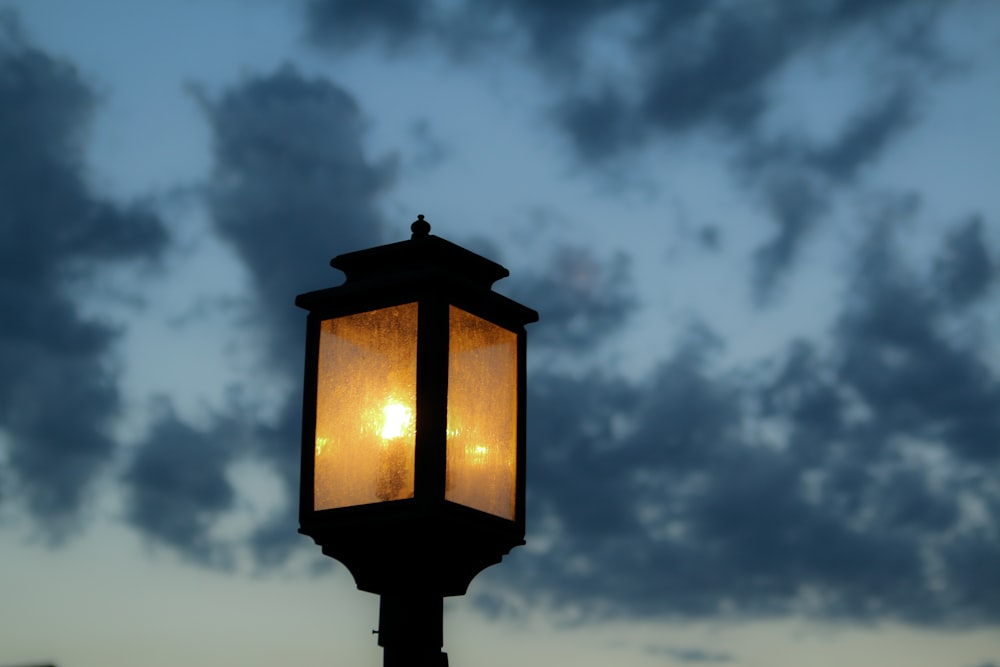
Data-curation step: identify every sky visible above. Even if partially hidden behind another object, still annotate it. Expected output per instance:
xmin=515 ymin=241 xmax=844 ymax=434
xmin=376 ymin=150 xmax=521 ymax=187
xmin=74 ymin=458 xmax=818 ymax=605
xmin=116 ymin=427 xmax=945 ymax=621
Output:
xmin=1 ymin=1 xmax=999 ymax=666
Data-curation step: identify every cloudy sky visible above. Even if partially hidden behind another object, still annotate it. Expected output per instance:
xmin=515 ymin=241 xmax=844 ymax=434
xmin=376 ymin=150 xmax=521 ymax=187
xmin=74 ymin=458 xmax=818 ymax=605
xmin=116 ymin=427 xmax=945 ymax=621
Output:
xmin=2 ymin=1 xmax=999 ymax=666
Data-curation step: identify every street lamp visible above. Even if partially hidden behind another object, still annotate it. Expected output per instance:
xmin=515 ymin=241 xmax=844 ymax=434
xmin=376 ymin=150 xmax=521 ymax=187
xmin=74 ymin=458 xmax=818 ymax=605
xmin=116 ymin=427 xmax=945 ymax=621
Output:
xmin=295 ymin=216 xmax=538 ymax=666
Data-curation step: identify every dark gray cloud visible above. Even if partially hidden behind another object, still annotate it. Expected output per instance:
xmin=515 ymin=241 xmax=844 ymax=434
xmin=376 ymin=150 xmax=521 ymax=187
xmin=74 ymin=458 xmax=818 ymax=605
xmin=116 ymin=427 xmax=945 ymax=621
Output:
xmin=301 ymin=1 xmax=948 ymax=294
xmin=934 ymin=216 xmax=995 ymax=308
xmin=507 ymin=245 xmax=635 ymax=352
xmin=303 ymin=0 xmax=941 ymax=152
xmin=194 ymin=64 xmax=387 ymax=367
xmin=304 ymin=0 xmax=429 ymax=53
xmin=806 ymin=88 xmax=919 ymax=186
xmin=741 ymin=86 xmax=919 ymax=300
xmin=838 ymin=221 xmax=1000 ymax=465
xmin=122 ymin=65 xmax=389 ymax=562
xmin=0 ymin=14 xmax=167 ymax=532
xmin=484 ymin=215 xmax=1000 ymax=626
xmin=749 ymin=175 xmax=829 ymax=302
xmin=123 ymin=403 xmax=239 ymax=567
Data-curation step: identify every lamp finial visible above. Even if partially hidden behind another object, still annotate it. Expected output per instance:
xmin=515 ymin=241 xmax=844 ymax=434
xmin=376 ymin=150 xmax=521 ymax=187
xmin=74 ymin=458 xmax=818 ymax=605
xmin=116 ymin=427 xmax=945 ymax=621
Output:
xmin=411 ymin=214 xmax=431 ymax=239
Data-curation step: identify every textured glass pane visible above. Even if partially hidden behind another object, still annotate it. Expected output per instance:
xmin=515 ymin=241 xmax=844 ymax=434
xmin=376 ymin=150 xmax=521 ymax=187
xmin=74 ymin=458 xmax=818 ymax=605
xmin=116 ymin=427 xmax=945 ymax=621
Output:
xmin=315 ymin=303 xmax=418 ymax=510
xmin=446 ymin=306 xmax=518 ymax=519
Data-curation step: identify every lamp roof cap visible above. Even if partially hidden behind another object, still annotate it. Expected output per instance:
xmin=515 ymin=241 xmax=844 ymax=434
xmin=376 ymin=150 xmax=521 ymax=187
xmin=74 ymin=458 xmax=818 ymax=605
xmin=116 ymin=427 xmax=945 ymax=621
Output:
xmin=330 ymin=215 xmax=509 ymax=288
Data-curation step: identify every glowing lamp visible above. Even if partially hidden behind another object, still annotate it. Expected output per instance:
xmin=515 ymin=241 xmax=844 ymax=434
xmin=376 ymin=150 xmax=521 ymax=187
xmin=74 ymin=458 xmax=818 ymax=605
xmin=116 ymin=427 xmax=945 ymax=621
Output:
xmin=295 ymin=216 xmax=537 ymax=666
xmin=310 ymin=302 xmax=521 ymax=521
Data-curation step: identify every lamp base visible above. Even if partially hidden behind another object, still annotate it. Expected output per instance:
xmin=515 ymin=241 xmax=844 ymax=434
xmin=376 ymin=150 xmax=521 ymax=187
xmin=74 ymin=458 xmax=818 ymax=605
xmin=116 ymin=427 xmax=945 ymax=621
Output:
xmin=301 ymin=499 xmax=524 ymax=597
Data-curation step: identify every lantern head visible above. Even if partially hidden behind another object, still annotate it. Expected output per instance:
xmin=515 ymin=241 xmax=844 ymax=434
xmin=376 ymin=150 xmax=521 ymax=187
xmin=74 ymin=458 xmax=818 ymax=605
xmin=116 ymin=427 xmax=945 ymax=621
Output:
xmin=295 ymin=217 xmax=537 ymax=597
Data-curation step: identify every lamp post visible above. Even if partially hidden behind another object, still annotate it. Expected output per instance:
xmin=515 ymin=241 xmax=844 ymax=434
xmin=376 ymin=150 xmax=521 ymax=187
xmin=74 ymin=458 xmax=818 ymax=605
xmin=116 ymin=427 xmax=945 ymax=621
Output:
xmin=295 ymin=216 xmax=538 ymax=667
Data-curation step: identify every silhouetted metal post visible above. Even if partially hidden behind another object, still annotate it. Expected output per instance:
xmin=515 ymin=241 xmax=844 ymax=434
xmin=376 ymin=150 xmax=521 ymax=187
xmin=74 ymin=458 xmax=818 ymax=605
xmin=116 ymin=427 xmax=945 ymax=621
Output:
xmin=378 ymin=594 xmax=447 ymax=667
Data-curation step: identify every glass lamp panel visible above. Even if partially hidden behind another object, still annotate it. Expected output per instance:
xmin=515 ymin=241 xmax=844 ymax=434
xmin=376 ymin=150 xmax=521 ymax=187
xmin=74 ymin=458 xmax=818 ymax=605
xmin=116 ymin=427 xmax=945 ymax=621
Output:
xmin=314 ymin=303 xmax=418 ymax=510
xmin=446 ymin=306 xmax=518 ymax=519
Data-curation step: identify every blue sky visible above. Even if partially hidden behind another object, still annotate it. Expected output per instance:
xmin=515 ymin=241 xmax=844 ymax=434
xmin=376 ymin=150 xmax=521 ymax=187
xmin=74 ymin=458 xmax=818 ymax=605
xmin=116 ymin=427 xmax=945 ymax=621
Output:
xmin=2 ymin=1 xmax=1000 ymax=666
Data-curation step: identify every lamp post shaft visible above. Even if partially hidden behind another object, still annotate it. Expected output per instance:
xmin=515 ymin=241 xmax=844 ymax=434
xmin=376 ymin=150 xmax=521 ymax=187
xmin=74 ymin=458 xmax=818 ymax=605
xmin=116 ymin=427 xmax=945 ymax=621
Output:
xmin=378 ymin=593 xmax=448 ymax=667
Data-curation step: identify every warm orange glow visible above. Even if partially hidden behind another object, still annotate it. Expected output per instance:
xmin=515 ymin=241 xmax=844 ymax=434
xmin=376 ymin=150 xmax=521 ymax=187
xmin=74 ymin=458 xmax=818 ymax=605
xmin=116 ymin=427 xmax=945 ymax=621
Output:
xmin=380 ymin=401 xmax=414 ymax=440
xmin=446 ymin=306 xmax=518 ymax=519
xmin=314 ymin=303 xmax=418 ymax=509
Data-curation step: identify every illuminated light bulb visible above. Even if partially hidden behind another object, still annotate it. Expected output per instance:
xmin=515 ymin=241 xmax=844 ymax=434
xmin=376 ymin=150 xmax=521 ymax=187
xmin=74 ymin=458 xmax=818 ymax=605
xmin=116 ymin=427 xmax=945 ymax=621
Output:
xmin=470 ymin=445 xmax=489 ymax=463
xmin=375 ymin=399 xmax=415 ymax=501
xmin=380 ymin=401 xmax=413 ymax=440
